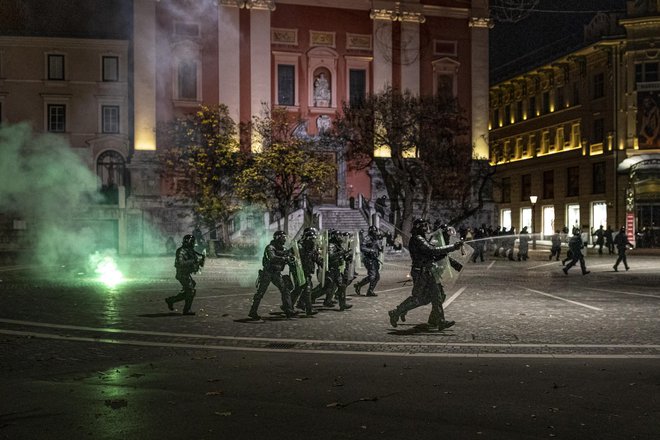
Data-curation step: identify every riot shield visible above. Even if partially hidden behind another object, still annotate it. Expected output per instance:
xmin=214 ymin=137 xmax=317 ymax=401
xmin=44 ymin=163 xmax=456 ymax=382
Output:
xmin=318 ymin=229 xmax=329 ymax=288
xmin=290 ymin=241 xmax=306 ymax=287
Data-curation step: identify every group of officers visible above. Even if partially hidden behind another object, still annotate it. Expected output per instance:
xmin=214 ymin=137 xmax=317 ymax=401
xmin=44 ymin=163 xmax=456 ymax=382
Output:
xmin=164 ymin=218 xmax=632 ymax=328
xmin=165 ymin=218 xmax=463 ymax=330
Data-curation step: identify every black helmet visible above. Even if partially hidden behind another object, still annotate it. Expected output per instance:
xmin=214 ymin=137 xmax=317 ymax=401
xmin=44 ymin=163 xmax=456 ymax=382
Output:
xmin=303 ymin=227 xmax=318 ymax=239
xmin=273 ymin=230 xmax=287 ymax=243
xmin=368 ymin=225 xmax=379 ymax=235
xmin=182 ymin=234 xmax=195 ymax=248
xmin=619 ymin=226 xmax=625 ymax=233
xmin=411 ymin=218 xmax=429 ymax=234
xmin=329 ymin=229 xmax=342 ymax=243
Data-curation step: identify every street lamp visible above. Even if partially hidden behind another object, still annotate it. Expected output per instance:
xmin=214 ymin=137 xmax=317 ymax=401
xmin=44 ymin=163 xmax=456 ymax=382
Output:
xmin=529 ymin=195 xmax=538 ymax=250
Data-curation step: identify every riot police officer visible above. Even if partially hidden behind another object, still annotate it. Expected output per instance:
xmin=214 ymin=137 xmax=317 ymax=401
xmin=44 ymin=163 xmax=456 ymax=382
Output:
xmin=166 ymin=234 xmax=205 ymax=315
xmin=248 ymin=231 xmax=296 ymax=320
xmin=314 ymin=229 xmax=353 ymax=311
xmin=388 ymin=218 xmax=461 ymax=329
xmin=354 ymin=225 xmax=383 ymax=297
xmin=562 ymin=229 xmax=590 ymax=275
xmin=292 ymin=227 xmax=322 ymax=316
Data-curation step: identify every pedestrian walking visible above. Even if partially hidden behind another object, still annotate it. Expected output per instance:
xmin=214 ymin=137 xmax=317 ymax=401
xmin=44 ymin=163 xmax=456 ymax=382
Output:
xmin=470 ymin=226 xmax=486 ymax=263
xmin=613 ymin=226 xmax=633 ymax=271
xmin=549 ymin=230 xmax=561 ymax=261
xmin=165 ymin=234 xmax=205 ymax=315
xmin=605 ymin=225 xmax=615 ymax=255
xmin=387 ymin=218 xmax=462 ymax=329
xmin=248 ymin=231 xmax=296 ymax=321
xmin=354 ymin=226 xmax=383 ymax=297
xmin=517 ymin=226 xmax=530 ymax=261
xmin=562 ymin=229 xmax=590 ymax=275
xmin=592 ymin=225 xmax=605 ymax=255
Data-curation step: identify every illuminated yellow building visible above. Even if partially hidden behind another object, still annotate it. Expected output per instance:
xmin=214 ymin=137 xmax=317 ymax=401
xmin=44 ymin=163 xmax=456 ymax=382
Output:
xmin=489 ymin=1 xmax=660 ymax=247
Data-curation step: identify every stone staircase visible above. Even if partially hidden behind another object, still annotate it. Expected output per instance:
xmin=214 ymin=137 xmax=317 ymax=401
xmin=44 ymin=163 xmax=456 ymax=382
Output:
xmin=317 ymin=207 xmax=370 ymax=234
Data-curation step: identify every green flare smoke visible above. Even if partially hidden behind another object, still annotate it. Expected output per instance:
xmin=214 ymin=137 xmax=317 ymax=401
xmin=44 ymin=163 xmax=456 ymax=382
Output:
xmin=0 ymin=123 xmax=108 ymax=267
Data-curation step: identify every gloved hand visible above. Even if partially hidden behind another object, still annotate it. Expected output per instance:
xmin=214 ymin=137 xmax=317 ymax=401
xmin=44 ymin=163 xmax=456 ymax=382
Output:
xmin=453 ymin=241 xmax=463 ymax=250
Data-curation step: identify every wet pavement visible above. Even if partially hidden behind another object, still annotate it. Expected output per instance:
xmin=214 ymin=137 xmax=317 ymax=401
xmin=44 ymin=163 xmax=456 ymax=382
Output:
xmin=0 ymin=250 xmax=659 ymax=439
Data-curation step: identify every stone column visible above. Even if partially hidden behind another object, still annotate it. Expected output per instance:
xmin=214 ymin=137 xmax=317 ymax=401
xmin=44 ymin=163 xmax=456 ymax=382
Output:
xmin=469 ymin=0 xmax=491 ymax=159
xmin=218 ymin=5 xmax=241 ymax=126
xmin=372 ymin=19 xmax=393 ymax=92
xmin=250 ymin=8 xmax=271 ymax=131
xmin=400 ymin=21 xmax=420 ymax=95
xmin=133 ymin=0 xmax=157 ymax=152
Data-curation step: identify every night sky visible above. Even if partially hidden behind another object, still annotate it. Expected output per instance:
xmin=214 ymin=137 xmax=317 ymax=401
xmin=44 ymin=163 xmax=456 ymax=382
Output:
xmin=490 ymin=0 xmax=627 ymax=82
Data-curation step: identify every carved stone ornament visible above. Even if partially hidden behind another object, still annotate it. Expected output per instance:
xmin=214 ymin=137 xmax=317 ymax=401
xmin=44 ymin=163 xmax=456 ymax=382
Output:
xmin=469 ymin=17 xmax=493 ymax=28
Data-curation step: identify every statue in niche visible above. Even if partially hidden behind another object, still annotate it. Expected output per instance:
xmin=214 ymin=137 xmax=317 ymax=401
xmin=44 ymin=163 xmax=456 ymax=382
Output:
xmin=314 ymin=72 xmax=331 ymax=107
xmin=316 ymin=115 xmax=331 ymax=134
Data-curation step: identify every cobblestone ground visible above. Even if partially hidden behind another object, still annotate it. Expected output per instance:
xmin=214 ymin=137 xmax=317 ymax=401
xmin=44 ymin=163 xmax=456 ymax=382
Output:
xmin=1 ymin=251 xmax=659 ymax=440
xmin=0 ymin=250 xmax=658 ymax=360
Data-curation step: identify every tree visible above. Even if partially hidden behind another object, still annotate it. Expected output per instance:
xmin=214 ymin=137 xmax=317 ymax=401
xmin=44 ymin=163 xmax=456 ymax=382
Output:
xmin=333 ymin=88 xmax=494 ymax=242
xmin=236 ymin=108 xmax=336 ymax=235
xmin=157 ymin=104 xmax=241 ymax=248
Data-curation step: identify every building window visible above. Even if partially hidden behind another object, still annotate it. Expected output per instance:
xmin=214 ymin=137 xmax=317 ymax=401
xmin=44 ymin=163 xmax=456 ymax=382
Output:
xmin=493 ymin=108 xmax=499 ymax=127
xmin=593 ymin=73 xmax=604 ymax=99
xmin=567 ymin=166 xmax=580 ymax=197
xmin=593 ymin=118 xmax=604 ymax=144
xmin=48 ymin=54 xmax=65 ymax=80
xmin=556 ymin=86 xmax=564 ymax=109
xmin=516 ymin=101 xmax=523 ymax=122
xmin=521 ymin=174 xmax=531 ymax=201
xmin=504 ymin=104 xmax=511 ymax=126
xmin=636 ymin=62 xmax=659 ymax=84
xmin=501 ymin=177 xmax=511 ymax=203
xmin=277 ymin=64 xmax=295 ymax=106
xmin=349 ymin=68 xmax=366 ymax=106
xmin=102 ymin=56 xmax=119 ymax=82
xmin=592 ymin=162 xmax=606 ymax=194
xmin=177 ymin=61 xmax=197 ymax=100
xmin=543 ymin=170 xmax=554 ymax=199
xmin=528 ymin=96 xmax=536 ymax=118
xmin=501 ymin=208 xmax=512 ymax=230
xmin=542 ymin=91 xmax=550 ymax=114
xmin=47 ymin=104 xmax=66 ymax=132
xmin=97 ymin=150 xmax=125 ymax=204
xmin=573 ymin=81 xmax=580 ymax=105
xmin=102 ymin=105 xmax=120 ymax=134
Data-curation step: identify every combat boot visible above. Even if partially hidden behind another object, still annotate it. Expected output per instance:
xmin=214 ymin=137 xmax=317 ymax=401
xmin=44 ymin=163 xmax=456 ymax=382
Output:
xmin=165 ymin=297 xmax=174 ymax=311
xmin=388 ymin=310 xmax=399 ymax=327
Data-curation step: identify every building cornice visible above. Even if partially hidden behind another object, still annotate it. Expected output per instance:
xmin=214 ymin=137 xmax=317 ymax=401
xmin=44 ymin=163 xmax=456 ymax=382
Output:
xmin=0 ymin=36 xmax=128 ymax=50
xmin=271 ymin=0 xmax=469 ymax=19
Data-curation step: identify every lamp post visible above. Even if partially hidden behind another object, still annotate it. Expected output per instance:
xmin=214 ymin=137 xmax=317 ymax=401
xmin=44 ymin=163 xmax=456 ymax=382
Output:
xmin=529 ymin=195 xmax=538 ymax=250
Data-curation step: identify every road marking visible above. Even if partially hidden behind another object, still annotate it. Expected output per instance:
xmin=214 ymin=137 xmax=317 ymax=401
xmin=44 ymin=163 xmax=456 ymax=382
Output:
xmin=582 ymin=287 xmax=660 ymax=299
xmin=528 ymin=262 xmax=559 ymax=270
xmin=1 ymin=328 xmax=658 ymax=359
xmin=373 ymin=285 xmax=410 ymax=293
xmin=197 ymin=293 xmax=253 ymax=299
xmin=444 ymin=286 xmax=466 ymax=308
xmin=523 ymin=288 xmax=603 ymax=311
xmin=487 ymin=261 xmax=495 ymax=270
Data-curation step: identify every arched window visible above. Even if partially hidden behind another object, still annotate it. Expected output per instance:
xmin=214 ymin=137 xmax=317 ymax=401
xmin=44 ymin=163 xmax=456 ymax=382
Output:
xmin=97 ymin=150 xmax=125 ymax=204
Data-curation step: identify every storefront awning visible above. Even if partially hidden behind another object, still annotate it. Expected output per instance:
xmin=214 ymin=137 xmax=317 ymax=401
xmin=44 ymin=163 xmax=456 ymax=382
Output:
xmin=617 ymin=154 xmax=660 ymax=173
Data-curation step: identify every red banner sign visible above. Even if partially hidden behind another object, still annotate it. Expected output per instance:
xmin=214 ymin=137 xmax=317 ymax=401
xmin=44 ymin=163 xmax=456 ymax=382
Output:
xmin=626 ymin=212 xmax=635 ymax=245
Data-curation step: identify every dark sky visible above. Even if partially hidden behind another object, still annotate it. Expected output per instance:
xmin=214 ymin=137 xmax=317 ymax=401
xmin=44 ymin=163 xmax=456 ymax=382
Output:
xmin=489 ymin=0 xmax=627 ymax=82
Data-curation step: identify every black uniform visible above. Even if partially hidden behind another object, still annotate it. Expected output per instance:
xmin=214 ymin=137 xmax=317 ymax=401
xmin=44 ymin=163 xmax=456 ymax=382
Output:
xmin=605 ymin=226 xmax=614 ymax=255
xmin=592 ymin=226 xmax=605 ymax=254
xmin=613 ymin=228 xmax=632 ymax=271
xmin=292 ymin=228 xmax=322 ymax=315
xmin=549 ymin=231 xmax=561 ymax=261
xmin=249 ymin=232 xmax=295 ymax=320
xmin=388 ymin=219 xmax=461 ymax=329
xmin=517 ymin=227 xmax=530 ymax=261
xmin=354 ymin=227 xmax=382 ymax=296
xmin=470 ymin=227 xmax=486 ymax=263
xmin=166 ymin=234 xmax=204 ymax=315
xmin=563 ymin=233 xmax=590 ymax=275
xmin=315 ymin=232 xmax=353 ymax=311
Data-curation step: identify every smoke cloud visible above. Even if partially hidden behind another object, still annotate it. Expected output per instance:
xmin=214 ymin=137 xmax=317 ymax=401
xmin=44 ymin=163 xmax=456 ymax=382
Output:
xmin=0 ymin=123 xmax=105 ymax=267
